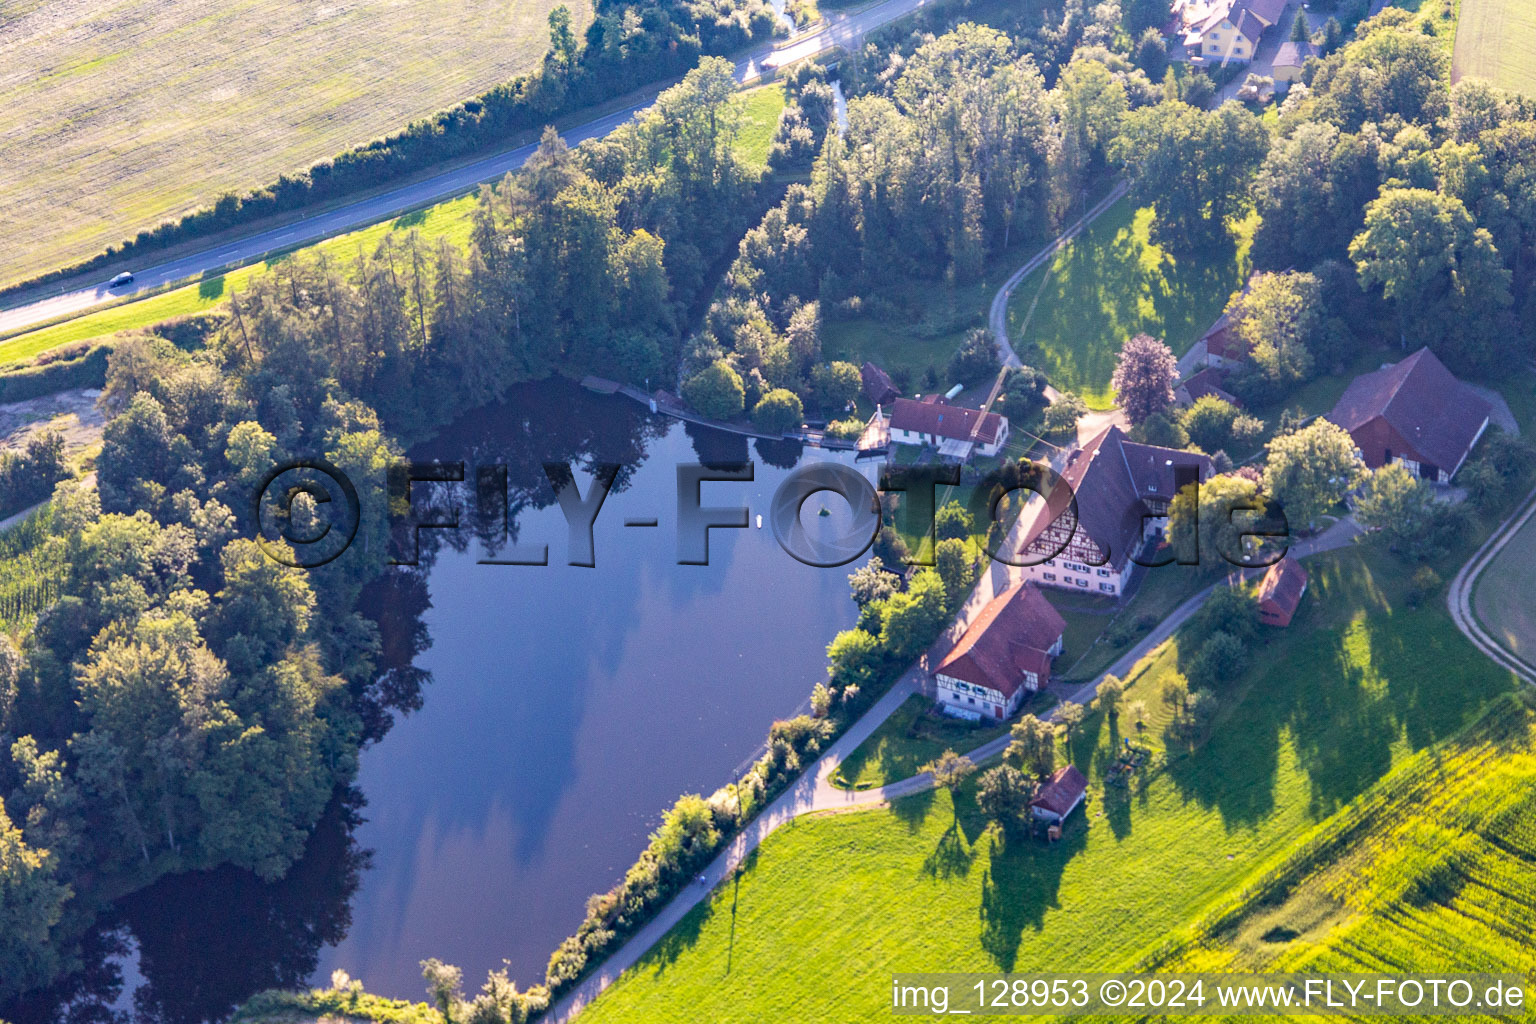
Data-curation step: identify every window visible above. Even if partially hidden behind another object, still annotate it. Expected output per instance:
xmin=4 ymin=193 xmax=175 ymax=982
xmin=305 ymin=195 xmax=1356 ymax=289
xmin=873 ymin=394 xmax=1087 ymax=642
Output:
xmin=1076 ymin=578 xmax=1088 ymax=588
xmin=1097 ymin=568 xmax=1111 ymax=577
xmin=1100 ymin=583 xmax=1116 ymax=593
xmin=1043 ymin=572 xmax=1057 ymax=582
xmin=1236 ymin=44 xmax=1245 ymax=54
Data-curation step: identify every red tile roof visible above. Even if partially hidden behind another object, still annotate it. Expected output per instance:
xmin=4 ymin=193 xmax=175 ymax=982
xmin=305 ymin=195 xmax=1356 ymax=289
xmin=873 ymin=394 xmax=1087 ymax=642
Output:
xmin=1030 ymin=764 xmax=1088 ymax=818
xmin=1204 ymin=322 xmax=1252 ymax=363
xmin=889 ymin=396 xmax=1006 ymax=445
xmin=1257 ymin=556 xmax=1308 ymax=618
xmin=1326 ymin=348 xmax=1493 ymax=476
xmin=1179 ymin=367 xmax=1242 ymax=407
xmin=934 ymin=582 xmax=1065 ymax=697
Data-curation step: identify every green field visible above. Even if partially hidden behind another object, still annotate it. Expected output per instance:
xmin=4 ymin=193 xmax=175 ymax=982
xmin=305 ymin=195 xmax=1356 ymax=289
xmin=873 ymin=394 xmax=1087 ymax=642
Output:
xmin=577 ymin=545 xmax=1517 ymax=1023
xmin=1473 ymin=500 xmax=1536 ymax=667
xmin=1006 ymin=202 xmax=1255 ymax=410
xmin=0 ymin=0 xmax=593 ymax=290
xmin=1454 ymin=0 xmax=1536 ymax=96
xmin=1157 ymin=690 xmax=1536 ymax=981
xmin=0 ymin=84 xmax=788 ymax=370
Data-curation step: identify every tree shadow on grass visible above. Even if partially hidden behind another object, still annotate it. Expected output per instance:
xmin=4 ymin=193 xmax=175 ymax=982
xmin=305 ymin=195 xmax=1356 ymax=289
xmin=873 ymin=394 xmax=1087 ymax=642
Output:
xmin=393 ymin=208 xmax=429 ymax=230
xmin=197 ymin=275 xmax=226 ymax=300
xmin=890 ymin=786 xmax=937 ymax=834
xmin=978 ymin=824 xmax=1084 ymax=971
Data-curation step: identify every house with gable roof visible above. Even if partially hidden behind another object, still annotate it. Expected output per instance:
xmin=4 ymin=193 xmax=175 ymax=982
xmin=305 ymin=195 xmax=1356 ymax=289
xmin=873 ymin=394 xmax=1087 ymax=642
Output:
xmin=931 ymin=582 xmax=1066 ymax=721
xmin=1016 ymin=425 xmax=1214 ymax=598
xmin=1325 ymin=347 xmax=1492 ymax=484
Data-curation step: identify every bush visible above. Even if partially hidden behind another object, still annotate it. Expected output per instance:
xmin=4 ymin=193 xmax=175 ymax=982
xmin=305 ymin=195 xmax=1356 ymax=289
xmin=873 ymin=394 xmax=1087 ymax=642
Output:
xmin=824 ymin=417 xmax=865 ymax=440
xmin=752 ymin=388 xmax=804 ymax=434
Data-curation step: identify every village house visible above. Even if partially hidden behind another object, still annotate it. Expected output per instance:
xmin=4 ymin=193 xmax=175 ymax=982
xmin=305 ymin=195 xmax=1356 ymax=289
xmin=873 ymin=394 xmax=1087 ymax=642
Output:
xmin=887 ymin=395 xmax=1010 ymax=460
xmin=1256 ymin=555 xmax=1308 ymax=627
xmin=1175 ymin=366 xmax=1243 ymax=408
xmin=931 ymin=582 xmax=1066 ymax=721
xmin=1325 ymin=347 xmax=1493 ymax=484
xmin=1017 ymin=426 xmax=1215 ymax=598
xmin=1029 ymin=765 xmax=1088 ymax=824
xmin=1176 ymin=0 xmax=1286 ymax=63
xmin=1272 ymin=39 xmax=1317 ymax=84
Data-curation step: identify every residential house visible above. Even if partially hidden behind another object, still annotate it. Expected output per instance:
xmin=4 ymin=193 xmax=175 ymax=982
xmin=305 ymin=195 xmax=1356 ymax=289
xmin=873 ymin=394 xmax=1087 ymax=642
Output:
xmin=1272 ymin=39 xmax=1317 ymax=83
xmin=1018 ymin=426 xmax=1215 ymax=598
xmin=861 ymin=361 xmax=899 ymax=407
xmin=1175 ymin=366 xmax=1243 ymax=408
xmin=888 ymin=395 xmax=1010 ymax=460
xmin=1181 ymin=0 xmax=1287 ymax=63
xmin=1256 ymin=555 xmax=1308 ymax=627
xmin=1203 ymin=319 xmax=1253 ymax=370
xmin=932 ymin=582 xmax=1066 ymax=721
xmin=1029 ymin=765 xmax=1088 ymax=823
xmin=1325 ymin=347 xmax=1492 ymax=483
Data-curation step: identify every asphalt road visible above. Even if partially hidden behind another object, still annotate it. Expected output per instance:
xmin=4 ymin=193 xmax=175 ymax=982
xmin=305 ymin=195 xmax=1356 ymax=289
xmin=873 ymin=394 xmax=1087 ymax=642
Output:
xmin=0 ymin=0 xmax=936 ymax=339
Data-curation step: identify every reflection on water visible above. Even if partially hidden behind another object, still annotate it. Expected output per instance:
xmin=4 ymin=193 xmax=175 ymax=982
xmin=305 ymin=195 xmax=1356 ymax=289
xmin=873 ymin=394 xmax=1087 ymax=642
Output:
xmin=9 ymin=381 xmax=870 ymax=1020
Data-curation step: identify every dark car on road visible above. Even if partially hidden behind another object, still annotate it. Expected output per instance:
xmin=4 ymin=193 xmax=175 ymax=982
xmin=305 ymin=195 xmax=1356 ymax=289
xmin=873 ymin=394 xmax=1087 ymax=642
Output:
xmin=108 ymin=271 xmax=134 ymax=288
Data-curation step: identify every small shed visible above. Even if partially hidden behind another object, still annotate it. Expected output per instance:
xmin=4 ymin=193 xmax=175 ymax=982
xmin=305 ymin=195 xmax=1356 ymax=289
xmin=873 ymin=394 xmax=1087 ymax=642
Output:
xmin=1029 ymin=765 xmax=1088 ymax=824
xmin=1257 ymin=556 xmax=1308 ymax=627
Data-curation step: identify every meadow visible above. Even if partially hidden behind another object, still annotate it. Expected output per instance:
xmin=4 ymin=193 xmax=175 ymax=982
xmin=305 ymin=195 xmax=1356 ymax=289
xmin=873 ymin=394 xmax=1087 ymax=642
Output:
xmin=0 ymin=83 xmax=787 ymax=369
xmin=1453 ymin=0 xmax=1536 ymax=96
xmin=0 ymin=0 xmax=592 ymax=290
xmin=576 ymin=544 xmax=1517 ymax=1023
xmin=1005 ymin=202 xmax=1255 ymax=409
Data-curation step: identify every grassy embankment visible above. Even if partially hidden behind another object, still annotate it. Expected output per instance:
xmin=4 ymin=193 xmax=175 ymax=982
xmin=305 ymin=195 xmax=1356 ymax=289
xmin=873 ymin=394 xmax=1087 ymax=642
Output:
xmin=0 ymin=84 xmax=788 ymax=370
xmin=574 ymin=530 xmax=1520 ymax=1022
xmin=0 ymin=0 xmax=592 ymax=290
xmin=1005 ymin=203 xmax=1257 ymax=410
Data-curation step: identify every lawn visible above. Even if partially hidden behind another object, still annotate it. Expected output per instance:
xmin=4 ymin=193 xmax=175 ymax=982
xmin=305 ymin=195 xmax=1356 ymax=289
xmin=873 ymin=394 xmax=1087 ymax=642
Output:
xmin=1453 ymin=0 xmax=1536 ymax=96
xmin=0 ymin=83 xmax=791 ymax=369
xmin=1006 ymin=202 xmax=1256 ymax=410
xmin=0 ymin=0 xmax=592 ymax=290
xmin=830 ymin=695 xmax=1019 ymax=790
xmin=575 ymin=544 xmax=1517 ymax=1023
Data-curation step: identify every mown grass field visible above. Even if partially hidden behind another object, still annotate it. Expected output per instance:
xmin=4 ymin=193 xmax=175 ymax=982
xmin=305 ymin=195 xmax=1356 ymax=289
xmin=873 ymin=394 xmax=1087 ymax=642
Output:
xmin=1006 ymin=202 xmax=1255 ymax=409
xmin=1155 ymin=689 xmax=1536 ymax=986
xmin=576 ymin=544 xmax=1517 ymax=1023
xmin=0 ymin=84 xmax=788 ymax=369
xmin=1454 ymin=0 xmax=1536 ymax=96
xmin=0 ymin=0 xmax=593 ymax=290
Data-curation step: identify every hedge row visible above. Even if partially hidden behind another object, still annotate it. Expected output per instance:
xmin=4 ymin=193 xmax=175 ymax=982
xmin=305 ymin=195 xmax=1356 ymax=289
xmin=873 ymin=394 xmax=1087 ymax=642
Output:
xmin=0 ymin=344 xmax=112 ymax=404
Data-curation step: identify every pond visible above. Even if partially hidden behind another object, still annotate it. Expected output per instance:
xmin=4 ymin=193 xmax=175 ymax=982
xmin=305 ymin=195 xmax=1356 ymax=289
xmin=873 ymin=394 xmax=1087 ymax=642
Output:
xmin=10 ymin=381 xmax=871 ymax=1021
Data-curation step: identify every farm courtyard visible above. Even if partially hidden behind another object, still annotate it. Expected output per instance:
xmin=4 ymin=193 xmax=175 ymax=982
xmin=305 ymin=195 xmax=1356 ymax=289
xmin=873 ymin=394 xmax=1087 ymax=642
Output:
xmin=0 ymin=0 xmax=591 ymax=289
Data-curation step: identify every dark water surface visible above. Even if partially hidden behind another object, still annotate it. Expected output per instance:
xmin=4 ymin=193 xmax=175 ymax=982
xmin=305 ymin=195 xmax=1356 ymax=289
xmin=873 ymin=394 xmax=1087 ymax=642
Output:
xmin=11 ymin=382 xmax=868 ymax=1021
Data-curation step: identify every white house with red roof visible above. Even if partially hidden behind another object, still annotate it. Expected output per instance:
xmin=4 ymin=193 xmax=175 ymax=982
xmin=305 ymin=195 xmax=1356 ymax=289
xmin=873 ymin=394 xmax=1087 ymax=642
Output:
xmin=887 ymin=395 xmax=1010 ymax=461
xmin=931 ymin=582 xmax=1066 ymax=721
